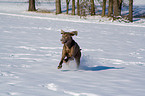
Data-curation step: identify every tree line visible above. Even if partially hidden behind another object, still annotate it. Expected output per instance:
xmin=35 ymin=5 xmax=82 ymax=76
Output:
xmin=28 ymin=0 xmax=133 ymax=22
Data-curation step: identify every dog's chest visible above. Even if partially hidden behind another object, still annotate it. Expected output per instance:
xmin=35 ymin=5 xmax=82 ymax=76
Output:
xmin=65 ymin=46 xmax=71 ymax=53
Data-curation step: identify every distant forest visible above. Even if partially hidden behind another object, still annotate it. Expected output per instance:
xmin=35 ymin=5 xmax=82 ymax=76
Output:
xmin=28 ymin=0 xmax=133 ymax=22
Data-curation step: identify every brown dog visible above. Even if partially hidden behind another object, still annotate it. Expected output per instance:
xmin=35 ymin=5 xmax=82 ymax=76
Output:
xmin=58 ymin=30 xmax=81 ymax=69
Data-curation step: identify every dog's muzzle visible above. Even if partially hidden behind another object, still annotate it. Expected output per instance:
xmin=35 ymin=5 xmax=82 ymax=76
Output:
xmin=60 ymin=39 xmax=67 ymax=44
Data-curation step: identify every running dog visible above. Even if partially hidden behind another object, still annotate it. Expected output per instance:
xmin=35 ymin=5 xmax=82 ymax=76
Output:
xmin=58 ymin=30 xmax=81 ymax=69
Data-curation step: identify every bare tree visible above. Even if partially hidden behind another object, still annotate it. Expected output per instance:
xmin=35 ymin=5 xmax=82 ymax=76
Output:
xmin=66 ymin=0 xmax=70 ymax=14
xmin=102 ymin=0 xmax=106 ymax=17
xmin=79 ymin=0 xmax=89 ymax=18
xmin=72 ymin=0 xmax=75 ymax=15
xmin=91 ymin=0 xmax=95 ymax=15
xmin=108 ymin=0 xmax=113 ymax=17
xmin=129 ymin=0 xmax=133 ymax=22
xmin=113 ymin=0 xmax=119 ymax=17
xmin=28 ymin=0 xmax=36 ymax=11
xmin=77 ymin=0 xmax=80 ymax=15
xmin=118 ymin=0 xmax=123 ymax=15
xmin=56 ymin=0 xmax=62 ymax=14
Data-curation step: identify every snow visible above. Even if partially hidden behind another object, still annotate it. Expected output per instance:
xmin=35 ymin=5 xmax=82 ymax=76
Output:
xmin=0 ymin=0 xmax=145 ymax=96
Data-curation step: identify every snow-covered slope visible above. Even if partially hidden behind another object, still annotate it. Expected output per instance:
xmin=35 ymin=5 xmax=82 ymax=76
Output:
xmin=0 ymin=1 xmax=145 ymax=96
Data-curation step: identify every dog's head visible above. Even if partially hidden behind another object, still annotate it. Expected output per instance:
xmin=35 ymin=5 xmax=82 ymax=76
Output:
xmin=60 ymin=30 xmax=78 ymax=44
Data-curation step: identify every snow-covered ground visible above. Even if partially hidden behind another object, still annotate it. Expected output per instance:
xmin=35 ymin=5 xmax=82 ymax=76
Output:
xmin=0 ymin=0 xmax=145 ymax=96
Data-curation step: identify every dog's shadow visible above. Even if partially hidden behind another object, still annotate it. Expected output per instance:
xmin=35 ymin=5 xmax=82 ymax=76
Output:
xmin=79 ymin=65 xmax=124 ymax=71
xmin=78 ymin=55 xmax=124 ymax=71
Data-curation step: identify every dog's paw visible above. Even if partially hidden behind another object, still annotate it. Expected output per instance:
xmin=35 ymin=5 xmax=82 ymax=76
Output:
xmin=57 ymin=65 xmax=62 ymax=69
xmin=63 ymin=59 xmax=68 ymax=63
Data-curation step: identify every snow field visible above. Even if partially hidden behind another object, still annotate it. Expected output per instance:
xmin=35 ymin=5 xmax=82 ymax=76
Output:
xmin=0 ymin=1 xmax=145 ymax=96
xmin=1 ymin=13 xmax=145 ymax=96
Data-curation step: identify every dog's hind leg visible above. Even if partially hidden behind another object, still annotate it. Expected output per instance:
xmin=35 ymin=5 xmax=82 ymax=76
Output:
xmin=75 ymin=50 xmax=81 ymax=69
xmin=75 ymin=57 xmax=80 ymax=69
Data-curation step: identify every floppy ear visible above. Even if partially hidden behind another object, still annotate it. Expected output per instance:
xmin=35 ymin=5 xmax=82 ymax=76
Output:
xmin=61 ymin=30 xmax=65 ymax=34
xmin=70 ymin=31 xmax=78 ymax=36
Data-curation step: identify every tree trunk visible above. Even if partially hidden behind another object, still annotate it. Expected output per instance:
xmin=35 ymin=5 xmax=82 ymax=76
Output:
xmin=129 ymin=0 xmax=133 ymax=22
xmin=108 ymin=0 xmax=113 ymax=17
xmin=56 ymin=0 xmax=62 ymax=14
xmin=28 ymin=0 xmax=36 ymax=11
xmin=102 ymin=0 xmax=106 ymax=17
xmin=77 ymin=0 xmax=80 ymax=15
xmin=72 ymin=0 xmax=75 ymax=15
xmin=91 ymin=0 xmax=95 ymax=15
xmin=113 ymin=0 xmax=119 ymax=16
xmin=118 ymin=0 xmax=122 ymax=15
xmin=66 ymin=0 xmax=69 ymax=14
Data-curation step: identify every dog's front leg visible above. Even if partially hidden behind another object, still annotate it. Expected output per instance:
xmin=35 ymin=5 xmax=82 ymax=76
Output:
xmin=58 ymin=58 xmax=64 ymax=69
xmin=58 ymin=46 xmax=66 ymax=69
